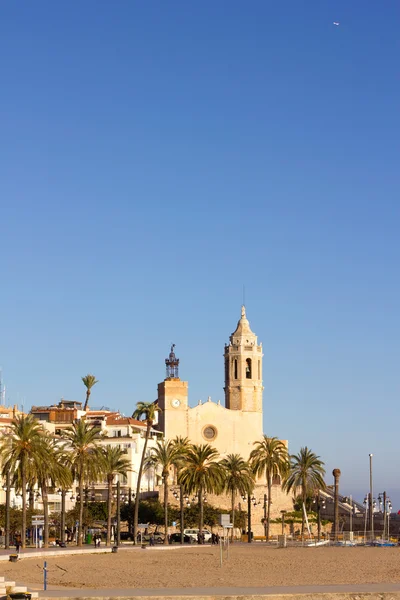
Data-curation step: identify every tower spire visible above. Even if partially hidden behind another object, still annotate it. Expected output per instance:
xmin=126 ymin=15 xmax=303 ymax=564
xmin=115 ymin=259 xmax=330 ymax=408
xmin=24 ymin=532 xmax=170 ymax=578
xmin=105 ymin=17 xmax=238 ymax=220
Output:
xmin=165 ymin=344 xmax=179 ymax=380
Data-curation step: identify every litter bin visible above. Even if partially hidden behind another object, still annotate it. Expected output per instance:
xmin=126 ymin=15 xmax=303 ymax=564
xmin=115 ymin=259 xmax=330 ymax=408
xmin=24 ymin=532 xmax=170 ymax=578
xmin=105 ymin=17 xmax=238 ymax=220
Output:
xmin=8 ymin=594 xmax=32 ymax=599
xmin=86 ymin=533 xmax=92 ymax=545
xmin=9 ymin=554 xmax=19 ymax=562
xmin=112 ymin=546 xmax=118 ymax=553
xmin=278 ymin=534 xmax=287 ymax=548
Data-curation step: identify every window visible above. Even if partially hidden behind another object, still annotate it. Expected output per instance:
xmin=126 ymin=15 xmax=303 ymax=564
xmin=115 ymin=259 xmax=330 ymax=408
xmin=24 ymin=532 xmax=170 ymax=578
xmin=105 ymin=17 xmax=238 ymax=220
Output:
xmin=258 ymin=360 xmax=260 ymax=380
xmin=202 ymin=425 xmax=217 ymax=441
xmin=246 ymin=358 xmax=252 ymax=379
xmin=234 ymin=359 xmax=238 ymax=379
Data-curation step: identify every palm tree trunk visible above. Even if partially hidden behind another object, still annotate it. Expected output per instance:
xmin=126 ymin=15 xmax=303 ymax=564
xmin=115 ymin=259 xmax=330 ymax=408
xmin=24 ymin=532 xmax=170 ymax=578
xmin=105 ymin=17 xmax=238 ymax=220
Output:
xmin=301 ymin=479 xmax=306 ymax=540
xmin=78 ymin=478 xmax=84 ymax=547
xmin=42 ymin=482 xmax=49 ymax=548
xmin=179 ymin=483 xmax=184 ymax=544
xmin=266 ymin=477 xmax=272 ymax=541
xmin=163 ymin=472 xmax=169 ymax=545
xmin=84 ymin=389 xmax=90 ymax=411
xmin=21 ymin=467 xmax=27 ymax=549
xmin=198 ymin=488 xmax=203 ymax=544
xmin=231 ymin=489 xmax=235 ymax=542
xmin=133 ymin=422 xmax=151 ymax=544
xmin=107 ymin=476 xmax=113 ymax=546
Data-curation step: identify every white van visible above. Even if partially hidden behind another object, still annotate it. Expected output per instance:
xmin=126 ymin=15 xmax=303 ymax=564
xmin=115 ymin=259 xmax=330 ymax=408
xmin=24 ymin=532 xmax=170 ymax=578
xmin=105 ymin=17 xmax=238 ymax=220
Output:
xmin=183 ymin=528 xmax=212 ymax=542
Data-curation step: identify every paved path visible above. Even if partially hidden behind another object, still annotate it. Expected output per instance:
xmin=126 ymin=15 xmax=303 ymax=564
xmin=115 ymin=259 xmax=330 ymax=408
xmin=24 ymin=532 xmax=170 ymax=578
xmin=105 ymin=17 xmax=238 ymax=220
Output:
xmin=31 ymin=583 xmax=400 ymax=598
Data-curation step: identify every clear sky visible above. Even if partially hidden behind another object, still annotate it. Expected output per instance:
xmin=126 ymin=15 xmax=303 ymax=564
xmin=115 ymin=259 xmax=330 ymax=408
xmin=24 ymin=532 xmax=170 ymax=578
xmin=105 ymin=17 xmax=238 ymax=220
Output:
xmin=1 ymin=1 xmax=399 ymax=509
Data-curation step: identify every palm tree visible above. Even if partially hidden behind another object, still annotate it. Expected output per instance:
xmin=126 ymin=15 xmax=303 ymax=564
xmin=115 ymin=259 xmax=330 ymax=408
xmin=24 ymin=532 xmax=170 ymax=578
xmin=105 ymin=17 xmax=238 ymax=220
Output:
xmin=0 ymin=415 xmax=47 ymax=548
xmin=283 ymin=446 xmax=326 ymax=537
xmin=60 ymin=421 xmax=102 ymax=546
xmin=179 ymin=444 xmax=224 ymax=542
xmin=145 ymin=440 xmax=181 ymax=544
xmin=171 ymin=436 xmax=191 ymax=544
xmin=132 ymin=401 xmax=160 ymax=543
xmin=34 ymin=437 xmax=72 ymax=548
xmin=250 ymin=436 xmax=290 ymax=541
xmin=100 ymin=446 xmax=131 ymax=546
xmin=82 ymin=374 xmax=98 ymax=411
xmin=220 ymin=454 xmax=254 ymax=541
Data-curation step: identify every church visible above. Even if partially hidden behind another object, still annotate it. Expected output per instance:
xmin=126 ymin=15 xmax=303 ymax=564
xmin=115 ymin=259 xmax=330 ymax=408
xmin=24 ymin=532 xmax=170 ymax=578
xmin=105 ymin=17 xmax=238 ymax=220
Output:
xmin=155 ymin=306 xmax=294 ymax=536
xmin=156 ymin=306 xmax=269 ymax=460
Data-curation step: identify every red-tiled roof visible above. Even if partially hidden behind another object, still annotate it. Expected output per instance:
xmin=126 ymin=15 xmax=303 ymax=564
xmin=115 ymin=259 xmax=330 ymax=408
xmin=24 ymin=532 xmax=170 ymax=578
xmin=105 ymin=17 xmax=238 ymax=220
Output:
xmin=105 ymin=416 xmax=146 ymax=427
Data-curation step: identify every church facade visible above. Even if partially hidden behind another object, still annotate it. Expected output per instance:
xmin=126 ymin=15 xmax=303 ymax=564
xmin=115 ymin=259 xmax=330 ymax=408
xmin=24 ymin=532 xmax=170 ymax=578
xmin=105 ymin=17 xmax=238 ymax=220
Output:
xmin=156 ymin=306 xmax=272 ymax=460
xmin=155 ymin=306 xmax=296 ymax=536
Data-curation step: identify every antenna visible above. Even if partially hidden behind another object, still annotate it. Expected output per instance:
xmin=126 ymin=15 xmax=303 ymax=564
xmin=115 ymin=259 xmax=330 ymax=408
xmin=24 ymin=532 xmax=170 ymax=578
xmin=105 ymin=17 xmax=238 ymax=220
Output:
xmin=242 ymin=285 xmax=246 ymax=307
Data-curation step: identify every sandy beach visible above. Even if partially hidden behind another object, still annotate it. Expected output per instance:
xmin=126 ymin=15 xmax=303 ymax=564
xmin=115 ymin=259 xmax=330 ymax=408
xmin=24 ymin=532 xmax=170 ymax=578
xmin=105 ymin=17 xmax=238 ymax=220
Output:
xmin=1 ymin=545 xmax=400 ymax=590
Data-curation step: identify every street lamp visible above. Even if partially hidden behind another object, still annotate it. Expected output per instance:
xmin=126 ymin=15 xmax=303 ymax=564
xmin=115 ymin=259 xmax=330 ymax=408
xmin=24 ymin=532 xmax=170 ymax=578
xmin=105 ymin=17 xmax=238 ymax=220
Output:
xmin=377 ymin=492 xmax=392 ymax=540
xmin=2 ymin=472 xmax=11 ymax=549
xmin=369 ymin=453 xmax=374 ymax=539
xmin=312 ymin=491 xmax=326 ymax=542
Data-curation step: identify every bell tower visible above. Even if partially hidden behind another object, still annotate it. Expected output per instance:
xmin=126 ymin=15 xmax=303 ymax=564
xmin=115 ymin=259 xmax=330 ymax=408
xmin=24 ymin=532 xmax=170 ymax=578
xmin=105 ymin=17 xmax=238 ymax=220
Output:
xmin=224 ymin=306 xmax=263 ymax=412
xmin=156 ymin=344 xmax=188 ymax=438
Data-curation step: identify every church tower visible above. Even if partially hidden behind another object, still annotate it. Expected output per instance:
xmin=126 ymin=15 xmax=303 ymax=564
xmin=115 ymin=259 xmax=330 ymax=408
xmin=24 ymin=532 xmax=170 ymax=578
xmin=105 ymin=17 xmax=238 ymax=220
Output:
xmin=156 ymin=344 xmax=189 ymax=438
xmin=224 ymin=306 xmax=263 ymax=412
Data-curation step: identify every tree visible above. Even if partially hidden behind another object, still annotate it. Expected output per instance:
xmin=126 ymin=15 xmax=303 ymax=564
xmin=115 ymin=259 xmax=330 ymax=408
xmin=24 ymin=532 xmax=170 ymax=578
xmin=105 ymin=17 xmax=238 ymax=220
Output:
xmin=33 ymin=437 xmax=72 ymax=547
xmin=219 ymin=454 xmax=254 ymax=541
xmin=171 ymin=436 xmax=191 ymax=543
xmin=283 ymin=446 xmax=326 ymax=537
xmin=145 ymin=440 xmax=181 ymax=544
xmin=0 ymin=415 xmax=48 ymax=548
xmin=82 ymin=374 xmax=98 ymax=411
xmin=250 ymin=436 xmax=290 ymax=540
xmin=100 ymin=446 xmax=131 ymax=545
xmin=60 ymin=421 xmax=102 ymax=546
xmin=132 ymin=401 xmax=160 ymax=543
xmin=178 ymin=444 xmax=224 ymax=542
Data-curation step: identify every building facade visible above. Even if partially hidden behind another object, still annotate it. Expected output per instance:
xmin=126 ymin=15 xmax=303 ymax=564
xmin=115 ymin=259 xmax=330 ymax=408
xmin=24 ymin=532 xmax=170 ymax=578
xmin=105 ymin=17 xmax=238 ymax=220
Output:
xmin=156 ymin=306 xmax=265 ymax=459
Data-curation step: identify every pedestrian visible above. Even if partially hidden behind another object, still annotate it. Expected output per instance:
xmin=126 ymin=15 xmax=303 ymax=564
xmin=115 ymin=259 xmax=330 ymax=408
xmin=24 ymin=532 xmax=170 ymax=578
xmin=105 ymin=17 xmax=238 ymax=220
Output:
xmin=93 ymin=534 xmax=97 ymax=547
xmin=211 ymin=532 xmax=216 ymax=545
xmin=149 ymin=533 xmax=155 ymax=547
xmin=215 ymin=533 xmax=220 ymax=545
xmin=15 ymin=534 xmax=22 ymax=554
xmin=197 ymin=532 xmax=201 ymax=545
xmin=97 ymin=534 xmax=101 ymax=547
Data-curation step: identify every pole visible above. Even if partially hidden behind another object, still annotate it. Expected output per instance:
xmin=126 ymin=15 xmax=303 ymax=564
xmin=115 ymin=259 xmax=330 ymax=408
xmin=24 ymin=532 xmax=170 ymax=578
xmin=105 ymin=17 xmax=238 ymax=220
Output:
xmin=180 ymin=484 xmax=184 ymax=545
xmin=128 ymin=487 xmax=133 ymax=535
xmin=219 ymin=536 xmax=223 ymax=567
xmin=317 ymin=490 xmax=321 ymax=542
xmin=61 ymin=489 xmax=66 ymax=544
xmin=332 ymin=469 xmax=341 ymax=542
xmin=369 ymin=454 xmax=374 ymax=539
xmin=263 ymin=493 xmax=267 ymax=542
xmin=5 ymin=470 xmax=11 ymax=549
xmin=247 ymin=495 xmax=252 ymax=543
xmin=349 ymin=495 xmax=353 ymax=540
xmin=383 ymin=491 xmax=387 ymax=540
xmin=116 ymin=480 xmax=121 ymax=547
xmin=44 ymin=561 xmax=47 ymax=591
xmin=387 ymin=507 xmax=390 ymax=540
xmin=281 ymin=511 xmax=286 ymax=535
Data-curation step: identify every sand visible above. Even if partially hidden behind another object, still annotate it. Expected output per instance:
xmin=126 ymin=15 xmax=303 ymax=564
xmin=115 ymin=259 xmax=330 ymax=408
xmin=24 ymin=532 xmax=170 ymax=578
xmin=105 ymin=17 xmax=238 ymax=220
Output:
xmin=1 ymin=545 xmax=400 ymax=589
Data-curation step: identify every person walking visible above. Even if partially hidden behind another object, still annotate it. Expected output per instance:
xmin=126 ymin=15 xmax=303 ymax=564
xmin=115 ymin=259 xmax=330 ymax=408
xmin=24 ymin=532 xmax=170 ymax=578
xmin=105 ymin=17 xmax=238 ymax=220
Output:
xmin=149 ymin=533 xmax=155 ymax=547
xmin=15 ymin=534 xmax=22 ymax=554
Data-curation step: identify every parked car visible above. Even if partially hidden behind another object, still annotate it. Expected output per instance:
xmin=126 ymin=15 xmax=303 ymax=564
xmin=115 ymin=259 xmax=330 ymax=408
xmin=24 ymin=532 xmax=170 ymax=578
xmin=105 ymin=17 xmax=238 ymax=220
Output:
xmin=169 ymin=533 xmax=194 ymax=544
xmin=183 ymin=528 xmax=212 ymax=542
xmin=120 ymin=532 xmax=134 ymax=541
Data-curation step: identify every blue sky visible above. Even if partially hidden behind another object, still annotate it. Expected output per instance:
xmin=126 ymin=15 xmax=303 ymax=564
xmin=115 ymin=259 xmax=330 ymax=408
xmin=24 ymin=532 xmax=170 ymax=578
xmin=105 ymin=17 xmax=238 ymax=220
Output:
xmin=1 ymin=1 xmax=399 ymax=508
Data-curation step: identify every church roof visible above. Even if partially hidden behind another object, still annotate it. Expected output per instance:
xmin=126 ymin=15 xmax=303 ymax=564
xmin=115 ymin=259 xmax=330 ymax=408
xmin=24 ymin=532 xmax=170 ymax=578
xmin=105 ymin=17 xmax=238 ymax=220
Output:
xmin=232 ymin=305 xmax=255 ymax=337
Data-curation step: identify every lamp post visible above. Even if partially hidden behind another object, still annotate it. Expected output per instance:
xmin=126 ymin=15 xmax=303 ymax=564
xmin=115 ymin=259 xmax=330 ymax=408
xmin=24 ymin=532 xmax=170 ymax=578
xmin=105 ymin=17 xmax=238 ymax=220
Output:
xmin=116 ymin=480 xmax=121 ymax=547
xmin=280 ymin=510 xmax=286 ymax=535
xmin=247 ymin=494 xmax=252 ymax=543
xmin=313 ymin=491 xmax=326 ymax=542
xmin=378 ymin=492 xmax=392 ymax=541
xmin=369 ymin=454 xmax=374 ymax=538
xmin=2 ymin=472 xmax=11 ymax=549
